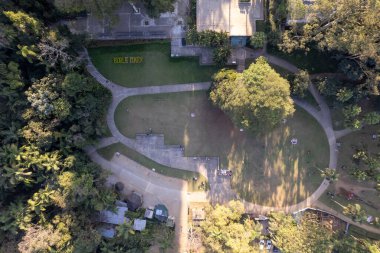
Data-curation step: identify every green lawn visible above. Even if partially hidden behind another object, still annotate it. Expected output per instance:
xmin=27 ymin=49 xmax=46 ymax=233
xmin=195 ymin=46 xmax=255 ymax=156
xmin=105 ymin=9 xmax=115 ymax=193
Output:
xmin=88 ymin=42 xmax=220 ymax=87
xmin=114 ymin=91 xmax=329 ymax=206
xmin=317 ymin=127 xmax=380 ymax=230
xmin=97 ymin=142 xmax=208 ymax=192
xmin=337 ymin=125 xmax=380 ymax=181
xmin=267 ymin=45 xmax=339 ymax=74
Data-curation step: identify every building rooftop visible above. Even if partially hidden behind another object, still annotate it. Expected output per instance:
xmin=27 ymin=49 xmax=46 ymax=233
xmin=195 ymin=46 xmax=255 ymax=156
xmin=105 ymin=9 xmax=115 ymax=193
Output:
xmin=126 ymin=191 xmax=143 ymax=212
xmin=98 ymin=227 xmax=116 ymax=238
xmin=196 ymin=0 xmax=264 ymax=36
xmin=99 ymin=206 xmax=128 ymax=225
xmin=133 ymin=219 xmax=147 ymax=231
xmin=154 ymin=204 xmax=169 ymax=222
xmin=145 ymin=207 xmax=154 ymax=219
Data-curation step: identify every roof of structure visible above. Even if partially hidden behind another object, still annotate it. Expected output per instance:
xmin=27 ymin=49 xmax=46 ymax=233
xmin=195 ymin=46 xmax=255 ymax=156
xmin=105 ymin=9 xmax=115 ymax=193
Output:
xmin=166 ymin=216 xmax=175 ymax=228
xmin=127 ymin=192 xmax=143 ymax=211
xmin=98 ymin=227 xmax=116 ymax=238
xmin=154 ymin=204 xmax=169 ymax=222
xmin=133 ymin=219 xmax=147 ymax=231
xmin=99 ymin=206 xmax=128 ymax=225
xmin=145 ymin=208 xmax=154 ymax=219
xmin=196 ymin=0 xmax=264 ymax=36
xmin=192 ymin=208 xmax=206 ymax=221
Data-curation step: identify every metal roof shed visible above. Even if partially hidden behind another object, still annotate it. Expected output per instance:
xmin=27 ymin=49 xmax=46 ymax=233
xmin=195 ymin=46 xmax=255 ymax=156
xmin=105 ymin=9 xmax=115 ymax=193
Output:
xmin=99 ymin=206 xmax=128 ymax=225
xmin=133 ymin=219 xmax=147 ymax=231
xmin=154 ymin=204 xmax=169 ymax=222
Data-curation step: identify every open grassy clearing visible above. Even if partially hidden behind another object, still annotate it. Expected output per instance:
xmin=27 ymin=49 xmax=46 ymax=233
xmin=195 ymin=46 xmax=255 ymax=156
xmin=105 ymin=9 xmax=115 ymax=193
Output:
xmin=115 ymin=91 xmax=329 ymax=206
xmin=337 ymin=125 xmax=380 ymax=185
xmin=97 ymin=142 xmax=208 ymax=192
xmin=318 ymin=185 xmax=380 ymax=229
xmin=88 ymin=42 xmax=219 ymax=87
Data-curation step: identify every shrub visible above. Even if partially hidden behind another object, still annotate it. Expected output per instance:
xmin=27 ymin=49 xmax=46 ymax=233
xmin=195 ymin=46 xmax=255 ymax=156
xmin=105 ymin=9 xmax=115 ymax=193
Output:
xmin=250 ymin=32 xmax=266 ymax=49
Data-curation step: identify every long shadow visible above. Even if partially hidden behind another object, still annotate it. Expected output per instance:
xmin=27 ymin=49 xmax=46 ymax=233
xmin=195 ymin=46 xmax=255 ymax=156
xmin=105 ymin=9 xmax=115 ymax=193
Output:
xmin=115 ymin=91 xmax=329 ymax=207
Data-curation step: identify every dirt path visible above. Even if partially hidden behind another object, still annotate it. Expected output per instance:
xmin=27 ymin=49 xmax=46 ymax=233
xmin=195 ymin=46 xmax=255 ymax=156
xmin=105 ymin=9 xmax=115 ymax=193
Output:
xmin=334 ymin=180 xmax=377 ymax=195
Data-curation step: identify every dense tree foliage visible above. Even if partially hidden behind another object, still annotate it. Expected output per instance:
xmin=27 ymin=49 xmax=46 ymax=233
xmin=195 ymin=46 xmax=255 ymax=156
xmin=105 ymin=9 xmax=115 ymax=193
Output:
xmin=100 ymin=218 xmax=174 ymax=252
xmin=280 ymin=0 xmax=380 ymax=94
xmin=269 ymin=212 xmax=333 ymax=253
xmin=199 ymin=201 xmax=261 ymax=253
xmin=292 ymin=70 xmax=310 ymax=97
xmin=250 ymin=32 xmax=266 ymax=49
xmin=54 ymin=0 xmax=123 ymax=21
xmin=269 ymin=212 xmax=380 ymax=253
xmin=186 ymin=27 xmax=231 ymax=66
xmin=138 ymin=0 xmax=176 ymax=18
xmin=0 ymin=1 xmax=118 ymax=251
xmin=210 ymin=57 xmax=294 ymax=132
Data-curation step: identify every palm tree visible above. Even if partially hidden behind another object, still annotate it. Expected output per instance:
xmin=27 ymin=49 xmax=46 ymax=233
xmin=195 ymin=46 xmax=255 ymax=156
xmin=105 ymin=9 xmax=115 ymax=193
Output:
xmin=343 ymin=204 xmax=367 ymax=223
xmin=0 ymin=123 xmax=20 ymax=144
xmin=0 ymin=143 xmax=19 ymax=164
xmin=320 ymin=168 xmax=339 ymax=182
xmin=115 ymin=221 xmax=135 ymax=242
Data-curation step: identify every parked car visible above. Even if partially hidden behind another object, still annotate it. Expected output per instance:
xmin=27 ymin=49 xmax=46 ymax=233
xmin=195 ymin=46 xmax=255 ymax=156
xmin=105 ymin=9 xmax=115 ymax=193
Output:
xmin=266 ymin=240 xmax=272 ymax=250
xmin=259 ymin=239 xmax=265 ymax=250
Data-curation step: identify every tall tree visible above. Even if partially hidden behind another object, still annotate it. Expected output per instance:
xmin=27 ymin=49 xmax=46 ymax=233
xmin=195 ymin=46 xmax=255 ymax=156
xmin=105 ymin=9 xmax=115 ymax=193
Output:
xmin=54 ymin=0 xmax=123 ymax=21
xmin=138 ymin=0 xmax=176 ymax=18
xmin=210 ymin=57 xmax=295 ymax=132
xmin=269 ymin=212 xmax=333 ymax=253
xmin=279 ymin=0 xmax=380 ymax=93
xmin=200 ymin=201 xmax=261 ymax=253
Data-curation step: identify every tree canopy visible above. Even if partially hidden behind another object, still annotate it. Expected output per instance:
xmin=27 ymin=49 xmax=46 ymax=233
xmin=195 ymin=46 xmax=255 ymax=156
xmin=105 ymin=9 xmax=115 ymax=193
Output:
xmin=0 ymin=1 xmax=116 ymax=251
xmin=269 ymin=212 xmax=333 ymax=253
xmin=210 ymin=56 xmax=295 ymax=132
xmin=54 ymin=0 xmax=124 ymax=20
xmin=200 ymin=201 xmax=261 ymax=253
xmin=269 ymin=211 xmax=380 ymax=253
xmin=280 ymin=0 xmax=380 ymax=93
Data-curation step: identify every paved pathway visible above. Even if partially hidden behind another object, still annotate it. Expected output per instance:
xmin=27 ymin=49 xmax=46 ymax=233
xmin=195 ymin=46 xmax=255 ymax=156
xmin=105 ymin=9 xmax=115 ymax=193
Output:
xmin=84 ymin=48 xmax=380 ymax=240
xmin=85 ymin=146 xmax=188 ymax=253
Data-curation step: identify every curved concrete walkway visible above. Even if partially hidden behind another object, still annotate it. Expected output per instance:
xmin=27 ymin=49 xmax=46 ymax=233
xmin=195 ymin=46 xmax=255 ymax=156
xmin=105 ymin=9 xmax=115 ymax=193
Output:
xmin=84 ymin=48 xmax=341 ymax=209
xmin=83 ymin=49 xmax=380 ymax=234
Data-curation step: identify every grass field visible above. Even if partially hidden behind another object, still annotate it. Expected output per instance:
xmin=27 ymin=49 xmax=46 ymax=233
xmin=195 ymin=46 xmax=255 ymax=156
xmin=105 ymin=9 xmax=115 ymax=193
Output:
xmin=88 ymin=42 xmax=219 ymax=87
xmin=319 ymin=185 xmax=380 ymax=218
xmin=97 ymin=142 xmax=209 ymax=192
xmin=337 ymin=125 xmax=380 ymax=182
xmin=317 ymin=126 xmax=380 ymax=230
xmin=114 ymin=91 xmax=329 ymax=206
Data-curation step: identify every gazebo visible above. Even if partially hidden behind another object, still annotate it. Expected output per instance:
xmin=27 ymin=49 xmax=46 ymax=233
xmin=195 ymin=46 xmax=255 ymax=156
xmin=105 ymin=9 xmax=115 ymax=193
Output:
xmin=154 ymin=204 xmax=169 ymax=222
xmin=126 ymin=191 xmax=143 ymax=211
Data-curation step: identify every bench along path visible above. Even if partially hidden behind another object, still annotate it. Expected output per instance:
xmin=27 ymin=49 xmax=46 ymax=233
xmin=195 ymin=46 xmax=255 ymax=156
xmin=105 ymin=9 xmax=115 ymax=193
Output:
xmin=84 ymin=49 xmax=380 ymax=237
